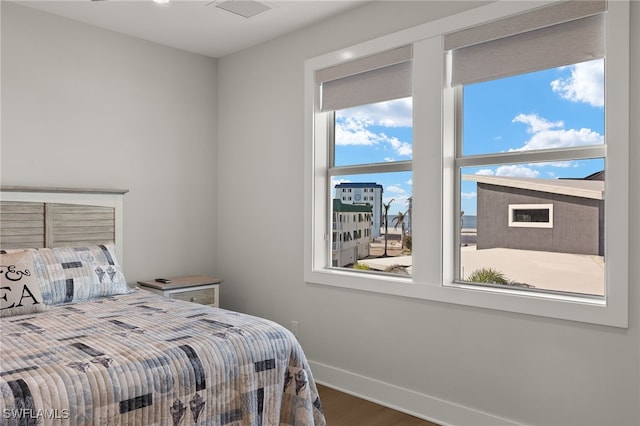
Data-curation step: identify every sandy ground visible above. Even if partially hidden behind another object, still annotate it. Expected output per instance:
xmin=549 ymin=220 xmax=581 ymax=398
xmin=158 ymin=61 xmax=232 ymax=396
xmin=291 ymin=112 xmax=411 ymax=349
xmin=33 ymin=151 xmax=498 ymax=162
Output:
xmin=359 ymin=229 xmax=604 ymax=296
xmin=460 ymin=245 xmax=604 ymax=296
xmin=368 ymin=232 xmax=405 ymax=257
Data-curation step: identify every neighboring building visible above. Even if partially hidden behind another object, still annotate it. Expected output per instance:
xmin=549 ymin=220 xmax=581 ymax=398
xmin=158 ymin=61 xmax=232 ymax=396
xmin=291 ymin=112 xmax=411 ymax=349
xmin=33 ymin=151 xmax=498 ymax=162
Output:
xmin=464 ymin=173 xmax=604 ymax=256
xmin=335 ymin=183 xmax=383 ymax=237
xmin=332 ymin=199 xmax=373 ymax=267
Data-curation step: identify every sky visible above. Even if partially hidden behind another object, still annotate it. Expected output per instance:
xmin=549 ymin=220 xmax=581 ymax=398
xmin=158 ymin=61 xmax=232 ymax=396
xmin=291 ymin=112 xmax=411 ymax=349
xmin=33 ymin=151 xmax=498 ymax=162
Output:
xmin=333 ymin=98 xmax=413 ymax=217
xmin=333 ymin=58 xmax=605 ymax=217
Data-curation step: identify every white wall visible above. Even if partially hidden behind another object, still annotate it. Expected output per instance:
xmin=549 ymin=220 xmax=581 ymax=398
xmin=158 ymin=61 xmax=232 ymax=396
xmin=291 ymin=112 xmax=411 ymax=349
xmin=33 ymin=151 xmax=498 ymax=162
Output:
xmin=217 ymin=2 xmax=640 ymax=425
xmin=1 ymin=2 xmax=219 ymax=282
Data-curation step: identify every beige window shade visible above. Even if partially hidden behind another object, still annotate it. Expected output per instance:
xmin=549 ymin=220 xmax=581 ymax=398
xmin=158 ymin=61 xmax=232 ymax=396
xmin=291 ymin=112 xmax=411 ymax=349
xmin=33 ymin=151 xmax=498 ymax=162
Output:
xmin=316 ymin=45 xmax=412 ymax=111
xmin=445 ymin=1 xmax=606 ymax=86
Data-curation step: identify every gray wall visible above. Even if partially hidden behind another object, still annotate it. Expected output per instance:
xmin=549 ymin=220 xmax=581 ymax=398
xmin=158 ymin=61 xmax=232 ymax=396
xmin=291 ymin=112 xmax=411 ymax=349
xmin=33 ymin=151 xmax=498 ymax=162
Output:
xmin=216 ymin=2 xmax=640 ymax=425
xmin=477 ymin=183 xmax=604 ymax=255
xmin=1 ymin=2 xmax=219 ymax=282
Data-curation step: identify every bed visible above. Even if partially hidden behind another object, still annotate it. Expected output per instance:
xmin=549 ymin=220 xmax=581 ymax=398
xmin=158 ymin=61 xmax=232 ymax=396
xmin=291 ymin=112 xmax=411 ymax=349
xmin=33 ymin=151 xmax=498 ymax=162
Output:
xmin=0 ymin=187 xmax=326 ymax=426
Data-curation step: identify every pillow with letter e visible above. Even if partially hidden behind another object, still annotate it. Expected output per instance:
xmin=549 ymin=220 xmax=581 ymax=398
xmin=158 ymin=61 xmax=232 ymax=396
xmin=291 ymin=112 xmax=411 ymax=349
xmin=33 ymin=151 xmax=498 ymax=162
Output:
xmin=0 ymin=250 xmax=46 ymax=317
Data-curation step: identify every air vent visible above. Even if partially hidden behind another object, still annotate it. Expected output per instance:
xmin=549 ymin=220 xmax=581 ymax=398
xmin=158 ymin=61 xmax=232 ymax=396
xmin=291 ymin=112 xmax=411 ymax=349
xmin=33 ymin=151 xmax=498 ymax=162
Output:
xmin=214 ymin=0 xmax=272 ymax=19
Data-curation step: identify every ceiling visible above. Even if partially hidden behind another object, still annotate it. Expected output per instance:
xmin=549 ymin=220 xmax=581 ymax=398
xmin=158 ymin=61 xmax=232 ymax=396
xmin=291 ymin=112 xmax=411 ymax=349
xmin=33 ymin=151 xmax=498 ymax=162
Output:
xmin=15 ymin=0 xmax=369 ymax=58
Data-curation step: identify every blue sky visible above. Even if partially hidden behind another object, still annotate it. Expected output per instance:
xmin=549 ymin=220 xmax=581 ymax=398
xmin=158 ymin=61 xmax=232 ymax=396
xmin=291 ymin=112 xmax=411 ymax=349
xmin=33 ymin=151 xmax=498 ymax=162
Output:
xmin=333 ymin=97 xmax=413 ymax=217
xmin=333 ymin=58 xmax=604 ymax=217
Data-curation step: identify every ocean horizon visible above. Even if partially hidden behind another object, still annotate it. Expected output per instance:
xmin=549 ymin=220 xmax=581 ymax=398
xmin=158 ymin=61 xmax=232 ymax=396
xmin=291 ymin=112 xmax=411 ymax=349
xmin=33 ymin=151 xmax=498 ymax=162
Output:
xmin=461 ymin=215 xmax=477 ymax=230
xmin=385 ymin=214 xmax=477 ymax=231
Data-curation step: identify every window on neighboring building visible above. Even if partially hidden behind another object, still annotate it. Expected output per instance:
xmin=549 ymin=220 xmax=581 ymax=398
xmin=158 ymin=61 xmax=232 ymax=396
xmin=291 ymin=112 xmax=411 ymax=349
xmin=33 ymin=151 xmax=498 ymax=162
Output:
xmin=508 ymin=204 xmax=553 ymax=228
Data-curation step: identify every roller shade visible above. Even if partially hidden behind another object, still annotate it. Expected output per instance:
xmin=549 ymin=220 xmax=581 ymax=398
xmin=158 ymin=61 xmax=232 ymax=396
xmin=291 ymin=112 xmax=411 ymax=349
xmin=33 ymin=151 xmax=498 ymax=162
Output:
xmin=316 ymin=45 xmax=412 ymax=111
xmin=445 ymin=1 xmax=606 ymax=86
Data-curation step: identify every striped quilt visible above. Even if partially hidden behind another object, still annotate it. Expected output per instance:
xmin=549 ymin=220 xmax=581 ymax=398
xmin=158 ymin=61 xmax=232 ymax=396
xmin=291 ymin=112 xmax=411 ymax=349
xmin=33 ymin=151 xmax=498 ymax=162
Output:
xmin=0 ymin=290 xmax=325 ymax=425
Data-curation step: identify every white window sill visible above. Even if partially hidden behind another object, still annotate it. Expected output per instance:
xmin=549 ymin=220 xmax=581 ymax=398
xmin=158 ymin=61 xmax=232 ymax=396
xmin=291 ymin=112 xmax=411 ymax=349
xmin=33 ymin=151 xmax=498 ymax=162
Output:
xmin=305 ymin=268 xmax=625 ymax=328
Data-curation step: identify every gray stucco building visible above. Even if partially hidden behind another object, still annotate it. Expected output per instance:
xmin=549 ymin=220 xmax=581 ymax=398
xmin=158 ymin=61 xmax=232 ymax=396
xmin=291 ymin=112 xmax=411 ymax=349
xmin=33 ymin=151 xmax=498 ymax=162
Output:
xmin=464 ymin=172 xmax=604 ymax=256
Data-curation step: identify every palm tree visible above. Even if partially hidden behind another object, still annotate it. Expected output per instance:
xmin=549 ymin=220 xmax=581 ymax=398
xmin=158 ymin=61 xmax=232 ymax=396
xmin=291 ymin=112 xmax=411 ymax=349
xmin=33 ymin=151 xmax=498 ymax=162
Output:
xmin=406 ymin=196 xmax=412 ymax=234
xmin=382 ymin=199 xmax=394 ymax=257
xmin=393 ymin=210 xmax=407 ymax=248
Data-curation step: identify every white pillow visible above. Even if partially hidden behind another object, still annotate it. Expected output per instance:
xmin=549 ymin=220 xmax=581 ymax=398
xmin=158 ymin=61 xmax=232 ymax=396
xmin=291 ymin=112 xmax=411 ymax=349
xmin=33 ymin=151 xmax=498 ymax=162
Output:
xmin=0 ymin=250 xmax=46 ymax=317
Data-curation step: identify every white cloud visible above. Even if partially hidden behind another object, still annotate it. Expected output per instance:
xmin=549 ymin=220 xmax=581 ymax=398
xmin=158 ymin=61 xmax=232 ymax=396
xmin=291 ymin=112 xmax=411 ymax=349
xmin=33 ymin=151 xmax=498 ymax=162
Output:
xmin=496 ymin=165 xmax=540 ymax=178
xmin=512 ymin=114 xmax=563 ymax=133
xmin=335 ymin=118 xmax=412 ymax=158
xmin=529 ymin=161 xmax=575 ymax=168
xmin=517 ymin=128 xmax=603 ymax=151
xmin=461 ymin=191 xmax=477 ymax=199
xmin=475 ymin=169 xmax=495 ymax=176
xmin=476 ymin=165 xmax=539 ymax=178
xmin=332 ymin=177 xmax=351 ymax=186
xmin=386 ymin=185 xmax=407 ymax=195
xmin=342 ymin=98 xmax=413 ymax=127
xmin=473 ymin=159 xmax=579 ymax=180
xmin=388 ymin=137 xmax=413 ymax=156
xmin=550 ymin=59 xmax=604 ymax=108
xmin=335 ymin=98 xmax=413 ymax=158
xmin=511 ymin=113 xmax=603 ymax=151
xmin=335 ymin=117 xmax=379 ymax=146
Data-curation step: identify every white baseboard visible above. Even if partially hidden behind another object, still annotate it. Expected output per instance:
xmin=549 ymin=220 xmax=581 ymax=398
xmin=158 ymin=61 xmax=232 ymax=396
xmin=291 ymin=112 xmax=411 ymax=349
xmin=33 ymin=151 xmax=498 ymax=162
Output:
xmin=309 ymin=360 xmax=520 ymax=426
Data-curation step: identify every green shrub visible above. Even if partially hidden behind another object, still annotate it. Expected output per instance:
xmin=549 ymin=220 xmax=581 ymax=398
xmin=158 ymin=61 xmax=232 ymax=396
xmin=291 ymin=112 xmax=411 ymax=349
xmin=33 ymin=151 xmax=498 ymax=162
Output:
xmin=353 ymin=262 xmax=371 ymax=270
xmin=467 ymin=267 xmax=508 ymax=284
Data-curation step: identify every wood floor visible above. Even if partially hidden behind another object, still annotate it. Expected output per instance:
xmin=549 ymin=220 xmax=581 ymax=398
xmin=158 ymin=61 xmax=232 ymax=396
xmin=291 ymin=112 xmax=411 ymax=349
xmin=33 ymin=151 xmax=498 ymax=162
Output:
xmin=317 ymin=384 xmax=440 ymax=426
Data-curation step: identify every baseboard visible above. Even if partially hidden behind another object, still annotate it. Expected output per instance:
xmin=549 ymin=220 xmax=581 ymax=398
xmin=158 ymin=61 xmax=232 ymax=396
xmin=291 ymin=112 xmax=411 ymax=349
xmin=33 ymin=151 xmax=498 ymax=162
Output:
xmin=309 ymin=360 xmax=520 ymax=426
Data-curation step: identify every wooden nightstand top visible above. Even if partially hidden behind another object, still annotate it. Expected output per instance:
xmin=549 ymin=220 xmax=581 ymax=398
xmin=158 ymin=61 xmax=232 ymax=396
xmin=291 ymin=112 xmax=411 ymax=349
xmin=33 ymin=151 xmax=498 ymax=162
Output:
xmin=137 ymin=275 xmax=222 ymax=291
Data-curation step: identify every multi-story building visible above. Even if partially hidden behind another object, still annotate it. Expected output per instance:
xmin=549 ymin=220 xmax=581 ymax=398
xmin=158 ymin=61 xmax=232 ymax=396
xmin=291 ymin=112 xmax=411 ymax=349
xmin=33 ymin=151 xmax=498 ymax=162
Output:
xmin=332 ymin=199 xmax=373 ymax=267
xmin=334 ymin=182 xmax=383 ymax=237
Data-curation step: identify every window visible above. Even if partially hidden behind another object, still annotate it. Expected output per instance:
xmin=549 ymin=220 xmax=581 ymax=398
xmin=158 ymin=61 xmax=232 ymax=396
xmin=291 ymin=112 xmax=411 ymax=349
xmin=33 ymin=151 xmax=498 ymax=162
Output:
xmin=315 ymin=46 xmax=413 ymax=276
xmin=446 ymin=2 xmax=608 ymax=297
xmin=508 ymin=204 xmax=553 ymax=228
xmin=306 ymin=0 xmax=629 ymax=327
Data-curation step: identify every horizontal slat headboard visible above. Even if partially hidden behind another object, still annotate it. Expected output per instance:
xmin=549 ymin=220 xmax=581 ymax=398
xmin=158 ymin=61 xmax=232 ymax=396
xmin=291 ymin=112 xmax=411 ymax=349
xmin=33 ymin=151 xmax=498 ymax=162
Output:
xmin=0 ymin=186 xmax=128 ymax=264
xmin=48 ymin=203 xmax=116 ymax=247
xmin=1 ymin=201 xmax=46 ymax=248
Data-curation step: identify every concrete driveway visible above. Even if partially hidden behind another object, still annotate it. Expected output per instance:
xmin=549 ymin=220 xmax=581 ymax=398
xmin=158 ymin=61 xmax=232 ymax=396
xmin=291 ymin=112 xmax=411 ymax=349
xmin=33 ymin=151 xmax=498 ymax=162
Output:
xmin=461 ymin=246 xmax=605 ymax=296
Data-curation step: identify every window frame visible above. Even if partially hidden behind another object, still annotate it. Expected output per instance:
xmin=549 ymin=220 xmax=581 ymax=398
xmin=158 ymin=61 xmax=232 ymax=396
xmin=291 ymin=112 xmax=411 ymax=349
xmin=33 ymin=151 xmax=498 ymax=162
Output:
xmin=508 ymin=204 xmax=554 ymax=228
xmin=304 ymin=0 xmax=629 ymax=327
xmin=327 ymin=107 xmax=414 ymax=276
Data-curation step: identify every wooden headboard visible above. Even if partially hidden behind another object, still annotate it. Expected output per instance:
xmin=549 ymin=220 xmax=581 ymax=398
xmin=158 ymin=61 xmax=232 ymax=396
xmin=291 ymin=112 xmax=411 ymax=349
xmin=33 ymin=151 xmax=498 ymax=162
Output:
xmin=0 ymin=186 xmax=128 ymax=264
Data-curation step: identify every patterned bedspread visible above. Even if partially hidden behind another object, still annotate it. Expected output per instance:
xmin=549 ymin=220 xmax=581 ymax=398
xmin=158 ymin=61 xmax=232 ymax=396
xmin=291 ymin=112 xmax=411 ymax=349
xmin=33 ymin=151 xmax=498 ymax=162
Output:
xmin=0 ymin=290 xmax=325 ymax=426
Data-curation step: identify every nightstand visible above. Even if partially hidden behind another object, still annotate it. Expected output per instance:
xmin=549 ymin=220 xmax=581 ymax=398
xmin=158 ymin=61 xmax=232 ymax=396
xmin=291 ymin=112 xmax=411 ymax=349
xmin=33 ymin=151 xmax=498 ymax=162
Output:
xmin=137 ymin=275 xmax=222 ymax=307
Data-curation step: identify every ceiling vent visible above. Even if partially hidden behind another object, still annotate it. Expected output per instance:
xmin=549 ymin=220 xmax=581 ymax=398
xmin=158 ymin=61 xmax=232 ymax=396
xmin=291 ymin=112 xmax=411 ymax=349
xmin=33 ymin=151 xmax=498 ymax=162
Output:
xmin=214 ymin=0 xmax=272 ymax=19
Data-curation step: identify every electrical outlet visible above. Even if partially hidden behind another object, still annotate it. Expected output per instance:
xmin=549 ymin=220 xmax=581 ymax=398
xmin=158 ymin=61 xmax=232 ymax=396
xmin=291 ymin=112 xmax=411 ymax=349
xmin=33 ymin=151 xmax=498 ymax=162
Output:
xmin=291 ymin=321 xmax=299 ymax=337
